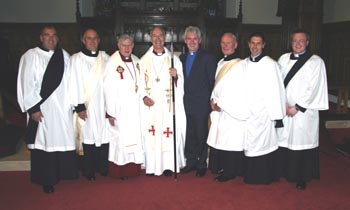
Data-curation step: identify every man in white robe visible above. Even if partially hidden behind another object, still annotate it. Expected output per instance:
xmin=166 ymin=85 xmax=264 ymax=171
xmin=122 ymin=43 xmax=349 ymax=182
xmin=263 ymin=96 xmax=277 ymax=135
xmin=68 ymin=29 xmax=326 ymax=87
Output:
xmin=69 ymin=28 xmax=110 ymax=180
xmin=104 ymin=34 xmax=144 ymax=180
xmin=242 ymin=32 xmax=286 ymax=184
xmin=277 ymin=29 xmax=328 ymax=190
xmin=17 ymin=26 xmax=78 ymax=193
xmin=207 ymin=32 xmax=245 ymax=182
xmin=139 ymin=26 xmax=186 ymax=176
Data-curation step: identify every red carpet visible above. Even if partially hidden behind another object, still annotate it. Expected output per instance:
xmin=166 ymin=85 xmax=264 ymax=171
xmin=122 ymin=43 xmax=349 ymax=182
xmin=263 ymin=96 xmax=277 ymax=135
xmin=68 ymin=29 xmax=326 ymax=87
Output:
xmin=1 ymin=107 xmax=349 ymax=210
xmin=1 ymin=150 xmax=350 ymax=210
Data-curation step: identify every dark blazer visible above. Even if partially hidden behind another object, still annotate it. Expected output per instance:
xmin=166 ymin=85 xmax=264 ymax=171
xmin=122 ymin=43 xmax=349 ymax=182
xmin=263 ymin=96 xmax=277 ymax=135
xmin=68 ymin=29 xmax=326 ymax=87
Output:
xmin=180 ymin=49 xmax=217 ymax=116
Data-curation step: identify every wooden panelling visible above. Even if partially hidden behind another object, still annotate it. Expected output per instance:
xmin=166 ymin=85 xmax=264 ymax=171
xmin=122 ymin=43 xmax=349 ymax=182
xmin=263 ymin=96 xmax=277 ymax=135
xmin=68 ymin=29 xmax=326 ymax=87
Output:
xmin=0 ymin=23 xmax=80 ymax=72
xmin=239 ymin=24 xmax=283 ymax=60
xmin=322 ymin=21 xmax=350 ymax=86
xmin=1 ymin=21 xmax=348 ymax=89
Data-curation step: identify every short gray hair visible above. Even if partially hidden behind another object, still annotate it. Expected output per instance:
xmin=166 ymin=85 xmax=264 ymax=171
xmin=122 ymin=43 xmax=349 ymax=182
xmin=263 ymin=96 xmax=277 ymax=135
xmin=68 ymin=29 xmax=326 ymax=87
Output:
xmin=222 ymin=32 xmax=238 ymax=42
xmin=118 ymin=34 xmax=134 ymax=44
xmin=183 ymin=26 xmax=201 ymax=40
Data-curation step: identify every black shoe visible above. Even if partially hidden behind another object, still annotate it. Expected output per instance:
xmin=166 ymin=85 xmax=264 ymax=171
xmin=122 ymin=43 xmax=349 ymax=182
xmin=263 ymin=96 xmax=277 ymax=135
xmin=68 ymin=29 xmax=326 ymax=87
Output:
xmin=163 ymin=170 xmax=173 ymax=177
xmin=217 ymin=169 xmax=224 ymax=174
xmin=196 ymin=169 xmax=207 ymax=177
xmin=86 ymin=174 xmax=96 ymax=181
xmin=120 ymin=177 xmax=129 ymax=181
xmin=296 ymin=181 xmax=307 ymax=190
xmin=181 ymin=166 xmax=196 ymax=173
xmin=146 ymin=173 xmax=154 ymax=177
xmin=211 ymin=168 xmax=224 ymax=174
xmin=42 ymin=185 xmax=54 ymax=194
xmin=215 ymin=174 xmax=235 ymax=182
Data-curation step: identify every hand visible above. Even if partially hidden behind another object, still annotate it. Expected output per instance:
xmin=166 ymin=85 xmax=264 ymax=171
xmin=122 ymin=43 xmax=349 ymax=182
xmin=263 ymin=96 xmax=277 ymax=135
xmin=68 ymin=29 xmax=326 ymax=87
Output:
xmin=108 ymin=117 xmax=115 ymax=126
xmin=210 ymin=100 xmax=222 ymax=111
xmin=169 ymin=67 xmax=178 ymax=78
xmin=286 ymin=104 xmax=298 ymax=117
xmin=143 ymin=96 xmax=155 ymax=107
xmin=31 ymin=111 xmax=43 ymax=122
xmin=77 ymin=110 xmax=87 ymax=120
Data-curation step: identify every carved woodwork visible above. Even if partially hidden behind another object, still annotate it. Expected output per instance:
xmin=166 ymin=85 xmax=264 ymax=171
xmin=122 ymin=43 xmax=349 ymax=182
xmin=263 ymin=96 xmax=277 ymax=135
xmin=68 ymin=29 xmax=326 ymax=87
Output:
xmin=76 ymin=0 xmax=242 ymax=58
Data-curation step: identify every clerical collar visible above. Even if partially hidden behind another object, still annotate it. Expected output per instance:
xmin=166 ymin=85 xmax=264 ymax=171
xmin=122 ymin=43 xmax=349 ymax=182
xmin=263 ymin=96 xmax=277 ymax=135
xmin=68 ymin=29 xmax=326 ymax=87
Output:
xmin=188 ymin=50 xmax=198 ymax=56
xmin=119 ymin=52 xmax=132 ymax=62
xmin=290 ymin=51 xmax=306 ymax=60
xmin=249 ymin=52 xmax=265 ymax=62
xmin=152 ymin=49 xmax=165 ymax=56
xmin=224 ymin=53 xmax=239 ymax=61
xmin=82 ymin=47 xmax=99 ymax=57
xmin=39 ymin=45 xmax=54 ymax=52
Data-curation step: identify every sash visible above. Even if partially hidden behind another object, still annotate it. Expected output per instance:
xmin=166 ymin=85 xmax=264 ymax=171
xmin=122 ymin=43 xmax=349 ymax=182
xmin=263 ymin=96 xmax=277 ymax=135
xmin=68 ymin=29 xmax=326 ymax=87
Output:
xmin=283 ymin=52 xmax=312 ymax=88
xmin=84 ymin=53 xmax=105 ymax=109
xmin=214 ymin=58 xmax=240 ymax=88
xmin=25 ymin=48 xmax=64 ymax=144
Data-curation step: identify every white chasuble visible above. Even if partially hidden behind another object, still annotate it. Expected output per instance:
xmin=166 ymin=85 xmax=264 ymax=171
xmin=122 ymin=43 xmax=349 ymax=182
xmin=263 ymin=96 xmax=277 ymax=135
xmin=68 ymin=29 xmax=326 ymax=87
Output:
xmin=139 ymin=47 xmax=186 ymax=175
xmin=277 ymin=53 xmax=328 ymax=150
xmin=17 ymin=47 xmax=75 ymax=152
xmin=104 ymin=51 xmax=144 ymax=166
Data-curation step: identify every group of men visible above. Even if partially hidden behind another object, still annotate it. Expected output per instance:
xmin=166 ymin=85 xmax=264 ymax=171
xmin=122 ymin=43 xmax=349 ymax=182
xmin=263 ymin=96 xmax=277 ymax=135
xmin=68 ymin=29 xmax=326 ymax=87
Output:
xmin=17 ymin=24 xmax=328 ymax=194
xmin=207 ymin=30 xmax=328 ymax=191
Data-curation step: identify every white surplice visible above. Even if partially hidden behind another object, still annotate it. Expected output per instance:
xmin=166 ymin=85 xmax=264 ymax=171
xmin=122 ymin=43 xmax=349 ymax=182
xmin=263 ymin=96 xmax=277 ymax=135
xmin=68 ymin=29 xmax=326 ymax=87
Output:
xmin=69 ymin=51 xmax=110 ymax=149
xmin=104 ymin=51 xmax=144 ymax=166
xmin=207 ymin=58 xmax=247 ymax=151
xmin=17 ymin=47 xmax=75 ymax=152
xmin=139 ymin=47 xmax=187 ymax=175
xmin=277 ymin=53 xmax=329 ymax=150
xmin=243 ymin=56 xmax=286 ymax=157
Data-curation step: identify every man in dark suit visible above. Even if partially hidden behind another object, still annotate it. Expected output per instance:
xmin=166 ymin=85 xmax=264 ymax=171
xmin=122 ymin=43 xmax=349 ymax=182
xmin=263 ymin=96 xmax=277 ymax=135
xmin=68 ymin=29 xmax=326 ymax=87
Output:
xmin=180 ymin=26 xmax=217 ymax=177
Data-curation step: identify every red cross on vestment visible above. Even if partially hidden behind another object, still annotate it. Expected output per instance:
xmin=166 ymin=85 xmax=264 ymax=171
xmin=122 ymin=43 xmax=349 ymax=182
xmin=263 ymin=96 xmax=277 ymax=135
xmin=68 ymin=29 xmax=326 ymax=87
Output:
xmin=148 ymin=125 xmax=155 ymax=136
xmin=163 ymin=127 xmax=173 ymax=138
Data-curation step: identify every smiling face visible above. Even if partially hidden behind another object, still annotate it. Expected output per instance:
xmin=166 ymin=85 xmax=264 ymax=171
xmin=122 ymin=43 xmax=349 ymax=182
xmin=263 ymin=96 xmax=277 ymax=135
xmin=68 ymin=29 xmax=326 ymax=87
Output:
xmin=150 ymin=27 xmax=165 ymax=53
xmin=184 ymin=32 xmax=201 ymax=53
xmin=40 ymin=27 xmax=58 ymax=50
xmin=248 ymin=36 xmax=265 ymax=57
xmin=221 ymin=34 xmax=237 ymax=56
xmin=82 ymin=29 xmax=100 ymax=52
xmin=291 ymin=32 xmax=309 ymax=54
xmin=118 ymin=38 xmax=134 ymax=58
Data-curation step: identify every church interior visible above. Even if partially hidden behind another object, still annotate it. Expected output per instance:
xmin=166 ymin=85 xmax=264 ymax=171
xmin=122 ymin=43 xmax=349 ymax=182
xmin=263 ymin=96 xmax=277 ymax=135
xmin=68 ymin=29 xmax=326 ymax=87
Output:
xmin=0 ymin=0 xmax=350 ymax=210
xmin=0 ymin=1 xmax=349 ymax=208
